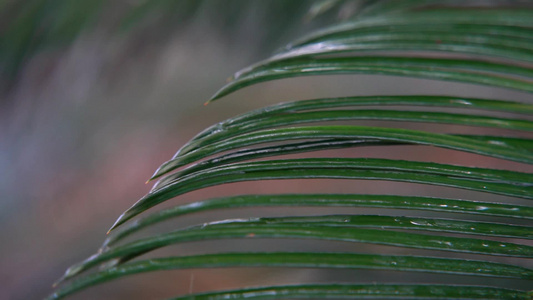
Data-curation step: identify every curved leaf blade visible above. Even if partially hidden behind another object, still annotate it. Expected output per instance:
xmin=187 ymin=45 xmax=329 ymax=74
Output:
xmin=176 ymin=110 xmax=533 ymax=159
xmin=267 ymin=30 xmax=533 ymax=65
xmin=71 ymin=223 xmax=533 ymax=282
xmin=188 ymin=95 xmax=533 ymax=151
xmin=208 ymin=215 xmax=533 ymax=239
xmin=62 ymin=213 xmax=533 ymax=285
xmin=155 ymin=135 xmax=533 ymax=190
xmin=290 ymin=10 xmax=533 ymax=49
xmin=119 ymin=158 xmax=533 ymax=229
xmin=52 ymin=252 xmax=533 ymax=299
xmin=103 ymin=194 xmax=533 ymax=248
xmin=171 ymin=284 xmax=531 ymax=300
xmin=50 ymin=5 xmax=533 ymax=300
xmin=154 ymin=139 xmax=405 ymax=189
xmin=152 ymin=126 xmax=533 ymax=179
xmin=210 ymin=57 xmax=533 ymax=101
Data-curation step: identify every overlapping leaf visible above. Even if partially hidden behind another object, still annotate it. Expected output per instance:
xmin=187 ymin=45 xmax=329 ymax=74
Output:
xmin=209 ymin=9 xmax=533 ymax=101
xmin=49 ymin=253 xmax=533 ymax=299
xmin=50 ymin=3 xmax=533 ymax=299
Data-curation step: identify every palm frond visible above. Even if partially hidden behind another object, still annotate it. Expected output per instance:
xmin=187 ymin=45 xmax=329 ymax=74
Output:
xmin=49 ymin=1 xmax=532 ymax=299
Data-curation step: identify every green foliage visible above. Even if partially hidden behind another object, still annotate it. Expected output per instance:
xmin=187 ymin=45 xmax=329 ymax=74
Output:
xmin=49 ymin=1 xmax=532 ymax=299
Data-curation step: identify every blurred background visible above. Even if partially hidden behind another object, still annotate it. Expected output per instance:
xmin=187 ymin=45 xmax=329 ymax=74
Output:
xmin=1 ymin=1 xmax=531 ymax=299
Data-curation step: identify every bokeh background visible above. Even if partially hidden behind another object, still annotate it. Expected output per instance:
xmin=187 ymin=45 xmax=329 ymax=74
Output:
xmin=1 ymin=1 xmax=531 ymax=299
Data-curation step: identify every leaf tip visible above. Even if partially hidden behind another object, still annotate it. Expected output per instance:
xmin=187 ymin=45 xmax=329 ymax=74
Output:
xmin=207 ymin=94 xmax=219 ymax=103
xmin=107 ymin=215 xmax=126 ymax=233
xmin=209 ymin=85 xmax=230 ymax=102
xmin=149 ymin=168 xmax=163 ymax=182
xmin=52 ymin=278 xmax=62 ymax=288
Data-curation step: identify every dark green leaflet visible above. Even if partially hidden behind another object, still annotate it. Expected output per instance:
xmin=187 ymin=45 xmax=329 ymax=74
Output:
xmin=102 ymin=194 xmax=533 ymax=249
xmin=52 ymin=252 xmax=533 ymax=299
xmin=152 ymin=126 xmax=533 ymax=179
xmin=210 ymin=56 xmax=533 ymax=101
xmin=171 ymin=284 xmax=530 ymax=300
xmin=115 ymin=158 xmax=533 ymax=229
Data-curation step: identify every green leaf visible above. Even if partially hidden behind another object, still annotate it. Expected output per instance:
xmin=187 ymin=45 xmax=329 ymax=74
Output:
xmin=115 ymin=158 xmax=533 ymax=229
xmin=210 ymin=56 xmax=533 ymax=101
xmin=68 ymin=220 xmax=533 ymax=283
xmin=209 ymin=11 xmax=533 ymax=101
xmin=49 ymin=4 xmax=533 ymax=300
xmin=49 ymin=253 xmax=532 ymax=300
xmin=175 ymin=110 xmax=532 ymax=160
xmin=102 ymin=194 xmax=533 ymax=249
xmin=152 ymin=126 xmax=533 ymax=179
xmin=269 ymin=24 xmax=533 ymax=64
xmin=153 ymin=139 xmax=405 ymax=189
xmin=153 ymin=135 xmax=533 ymax=190
xmin=290 ymin=9 xmax=533 ymax=47
xmin=199 ymin=215 xmax=533 ymax=239
xmin=170 ymin=284 xmax=531 ymax=300
xmin=188 ymin=96 xmax=533 ymax=150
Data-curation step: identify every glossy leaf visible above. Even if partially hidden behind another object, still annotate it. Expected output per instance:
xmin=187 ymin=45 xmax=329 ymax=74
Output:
xmin=276 ymin=16 xmax=533 ymax=60
xmin=293 ymin=9 xmax=533 ymax=45
xmin=153 ymin=139 xmax=405 ymax=190
xmin=151 ymin=126 xmax=533 ymax=179
xmin=71 ymin=220 xmax=533 ymax=283
xmin=49 ymin=253 xmax=533 ymax=300
xmin=171 ymin=284 xmax=531 ymax=300
xmin=116 ymin=158 xmax=533 ymax=229
xmin=103 ymin=194 xmax=533 ymax=248
xmin=50 ymin=3 xmax=533 ymax=299
xmin=154 ymin=135 xmax=533 ymax=190
xmin=175 ymin=110 xmax=532 ymax=161
xmin=210 ymin=56 xmax=533 ymax=101
xmin=272 ymin=34 xmax=533 ymax=63
xmin=172 ymin=215 xmax=533 ymax=239
xmin=62 ymin=215 xmax=533 ymax=282
xmin=187 ymin=95 xmax=533 ymax=150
